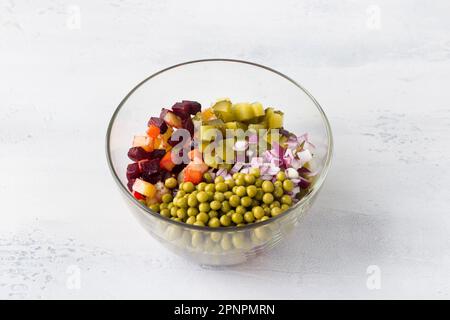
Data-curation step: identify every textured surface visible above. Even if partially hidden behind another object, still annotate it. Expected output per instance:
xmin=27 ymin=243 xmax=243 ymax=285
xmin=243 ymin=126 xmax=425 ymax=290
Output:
xmin=1 ymin=0 xmax=450 ymax=299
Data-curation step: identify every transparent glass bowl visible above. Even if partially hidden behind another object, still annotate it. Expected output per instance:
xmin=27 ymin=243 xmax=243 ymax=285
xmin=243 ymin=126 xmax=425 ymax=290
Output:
xmin=106 ymin=59 xmax=333 ymax=266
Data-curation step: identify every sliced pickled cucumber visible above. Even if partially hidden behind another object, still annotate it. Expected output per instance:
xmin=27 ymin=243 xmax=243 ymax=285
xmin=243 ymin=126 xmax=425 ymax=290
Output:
xmin=224 ymin=121 xmax=247 ymax=130
xmin=268 ymin=111 xmax=284 ymax=129
xmin=212 ymin=99 xmax=235 ymax=122
xmin=251 ymin=102 xmax=265 ymax=118
xmin=216 ymin=138 xmax=235 ymax=163
xmin=200 ymin=125 xmax=221 ymax=141
xmin=232 ymin=103 xmax=254 ymax=121
xmin=248 ymin=123 xmax=266 ymax=130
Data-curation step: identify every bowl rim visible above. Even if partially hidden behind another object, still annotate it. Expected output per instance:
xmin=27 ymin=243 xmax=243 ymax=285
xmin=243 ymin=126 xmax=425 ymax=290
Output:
xmin=106 ymin=58 xmax=333 ymax=232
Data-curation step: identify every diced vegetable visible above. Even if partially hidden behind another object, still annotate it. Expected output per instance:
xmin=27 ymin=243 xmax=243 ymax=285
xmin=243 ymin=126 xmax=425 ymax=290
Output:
xmin=146 ymin=125 xmax=160 ymax=138
xmin=159 ymin=151 xmax=176 ymax=171
xmin=160 ymin=108 xmax=182 ymax=128
xmin=132 ymin=178 xmax=156 ymax=198
xmin=148 ymin=117 xmax=168 ymax=134
xmin=212 ymin=98 xmax=235 ymax=122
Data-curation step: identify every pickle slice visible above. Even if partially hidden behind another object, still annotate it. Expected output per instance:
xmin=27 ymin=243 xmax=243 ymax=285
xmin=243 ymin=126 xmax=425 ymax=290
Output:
xmin=224 ymin=121 xmax=248 ymax=130
xmin=251 ymin=102 xmax=265 ymax=118
xmin=232 ymin=103 xmax=254 ymax=121
xmin=212 ymin=98 xmax=235 ymax=122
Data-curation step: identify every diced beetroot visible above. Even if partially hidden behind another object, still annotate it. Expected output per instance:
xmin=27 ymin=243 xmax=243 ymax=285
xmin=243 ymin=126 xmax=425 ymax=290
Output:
xmin=160 ymin=108 xmax=182 ymax=128
xmin=172 ymin=164 xmax=185 ymax=174
xmin=148 ymin=117 xmax=168 ymax=134
xmin=127 ymin=178 xmax=136 ymax=191
xmin=299 ymin=178 xmax=311 ymax=189
xmin=128 ymin=147 xmax=152 ymax=161
xmin=181 ymin=100 xmax=201 ymax=114
xmin=148 ymin=149 xmax=166 ymax=160
xmin=140 ymin=158 xmax=160 ymax=176
xmin=126 ymin=163 xmax=141 ymax=180
xmin=182 ymin=117 xmax=194 ymax=137
xmin=171 ymin=102 xmax=190 ymax=119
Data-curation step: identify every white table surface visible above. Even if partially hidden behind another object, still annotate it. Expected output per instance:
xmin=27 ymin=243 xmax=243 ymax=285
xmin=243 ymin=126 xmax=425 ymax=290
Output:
xmin=1 ymin=0 xmax=450 ymax=299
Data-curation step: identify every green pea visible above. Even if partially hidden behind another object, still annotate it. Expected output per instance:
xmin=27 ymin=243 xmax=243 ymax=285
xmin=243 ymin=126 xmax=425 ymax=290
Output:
xmin=235 ymin=177 xmax=245 ymax=186
xmin=199 ymin=203 xmax=210 ymax=212
xmin=193 ymin=221 xmax=205 ymax=227
xmin=208 ymin=217 xmax=220 ymax=228
xmin=244 ymin=174 xmax=256 ymax=185
xmin=236 ymin=206 xmax=246 ymax=215
xmin=262 ymin=181 xmax=274 ymax=193
xmin=276 ymin=171 xmax=286 ymax=181
xmin=196 ymin=191 xmax=208 ymax=203
xmin=187 ymin=207 xmax=198 ymax=217
xmin=255 ymin=179 xmax=263 ymax=187
xmin=182 ymin=181 xmax=195 ymax=193
xmin=281 ymin=204 xmax=290 ymax=211
xmin=262 ymin=193 xmax=274 ymax=204
xmin=167 ymin=203 xmax=173 ymax=210
xmin=170 ymin=207 xmax=178 ymax=217
xmin=149 ymin=204 xmax=160 ymax=212
xmin=283 ymin=179 xmax=294 ymax=192
xmin=241 ymin=196 xmax=252 ymax=207
xmin=208 ymin=210 xmax=218 ymax=218
xmin=235 ymin=186 xmax=246 ymax=197
xmin=264 ymin=206 xmax=271 ymax=215
xmin=187 ymin=195 xmax=198 ymax=207
xmin=271 ymin=207 xmax=283 ymax=217
xmin=210 ymin=200 xmax=221 ymax=211
xmin=224 ymin=191 xmax=233 ymax=200
xmin=244 ymin=212 xmax=255 ymax=223
xmin=205 ymin=184 xmax=215 ymax=193
xmin=160 ymin=203 xmax=168 ymax=210
xmin=186 ymin=216 xmax=196 ymax=224
xmin=220 ymin=215 xmax=231 ymax=227
xmin=231 ymin=212 xmax=243 ymax=224
xmin=214 ymin=176 xmax=225 ymax=184
xmin=216 ymin=182 xmax=228 ymax=193
xmin=236 ymin=223 xmax=246 ymax=227
xmin=177 ymin=208 xmax=187 ymax=219
xmin=176 ymin=190 xmax=186 ymax=198
xmin=232 ymin=173 xmax=240 ymax=180
xmin=232 ymin=186 xmax=238 ymax=194
xmin=251 ymin=199 xmax=259 ymax=207
xmin=229 ymin=195 xmax=241 ymax=207
xmin=206 ymin=191 xmax=214 ymax=201
xmin=203 ymin=172 xmax=213 ymax=183
xmin=252 ymin=206 xmax=265 ymax=219
xmin=165 ymin=177 xmax=178 ymax=189
xmin=274 ymin=181 xmax=282 ymax=189
xmin=281 ymin=195 xmax=292 ymax=205
xmin=172 ymin=217 xmax=182 ymax=222
xmin=160 ymin=209 xmax=170 ymax=217
xmin=177 ymin=197 xmax=188 ymax=208
xmin=260 ymin=216 xmax=269 ymax=221
xmin=250 ymin=167 xmax=260 ymax=177
xmin=214 ymin=192 xmax=225 ymax=202
xmin=255 ymin=189 xmax=264 ymax=201
xmin=226 ymin=210 xmax=235 ymax=217
xmin=274 ymin=186 xmax=284 ymax=199
xmin=246 ymin=185 xmax=257 ymax=198
xmin=225 ymin=179 xmax=235 ymax=189
xmin=197 ymin=212 xmax=209 ymax=223
xmin=270 ymin=201 xmax=280 ymax=208
xmin=160 ymin=209 xmax=171 ymax=218
xmin=221 ymin=201 xmax=231 ymax=213
xmin=197 ymin=182 xmax=207 ymax=191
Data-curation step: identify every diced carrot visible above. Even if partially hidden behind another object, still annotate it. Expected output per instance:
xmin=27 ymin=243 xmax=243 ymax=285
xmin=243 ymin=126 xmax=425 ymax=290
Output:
xmin=160 ymin=151 xmax=176 ymax=171
xmin=133 ymin=135 xmax=154 ymax=152
xmin=183 ymin=161 xmax=209 ymax=184
xmin=146 ymin=125 xmax=160 ymax=139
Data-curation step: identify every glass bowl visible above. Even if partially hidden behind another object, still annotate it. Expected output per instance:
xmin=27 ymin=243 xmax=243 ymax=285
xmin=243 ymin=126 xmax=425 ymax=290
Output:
xmin=106 ymin=59 xmax=333 ymax=266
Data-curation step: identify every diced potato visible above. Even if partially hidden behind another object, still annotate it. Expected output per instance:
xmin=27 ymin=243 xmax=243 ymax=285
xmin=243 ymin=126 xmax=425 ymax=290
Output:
xmin=132 ymin=179 xmax=156 ymax=198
